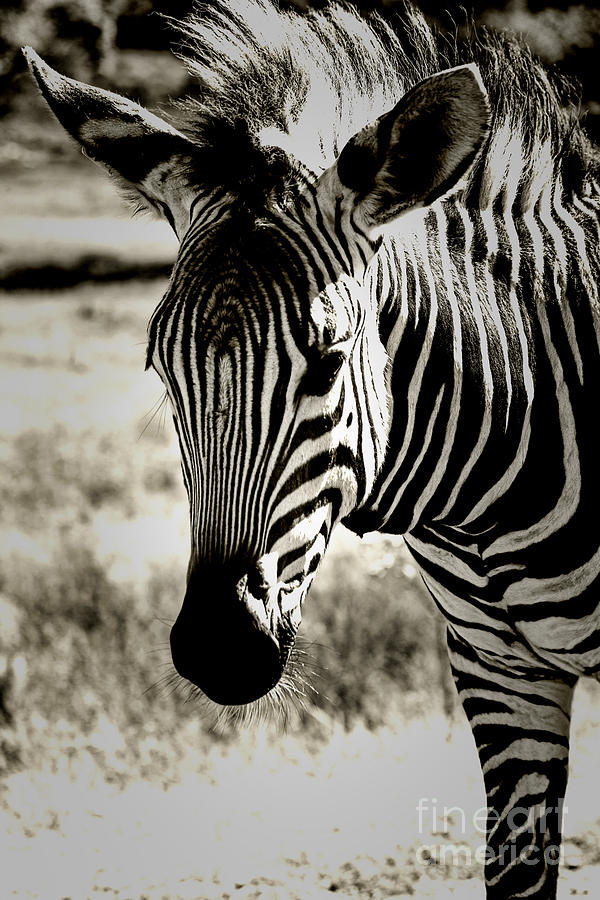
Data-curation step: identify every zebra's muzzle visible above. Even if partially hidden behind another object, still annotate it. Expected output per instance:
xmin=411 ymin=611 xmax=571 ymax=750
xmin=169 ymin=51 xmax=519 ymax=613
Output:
xmin=170 ymin=560 xmax=295 ymax=705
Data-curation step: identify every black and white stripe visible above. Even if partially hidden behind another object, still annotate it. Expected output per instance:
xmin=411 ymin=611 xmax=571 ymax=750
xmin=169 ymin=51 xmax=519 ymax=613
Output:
xmin=146 ymin=189 xmax=388 ymax=589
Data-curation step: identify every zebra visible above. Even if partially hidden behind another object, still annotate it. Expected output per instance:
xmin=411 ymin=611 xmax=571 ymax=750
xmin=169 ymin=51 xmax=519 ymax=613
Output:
xmin=25 ymin=0 xmax=600 ymax=896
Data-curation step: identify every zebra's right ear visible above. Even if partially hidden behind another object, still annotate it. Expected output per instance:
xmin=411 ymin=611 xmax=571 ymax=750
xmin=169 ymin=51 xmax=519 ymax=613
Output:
xmin=23 ymin=48 xmax=198 ymax=236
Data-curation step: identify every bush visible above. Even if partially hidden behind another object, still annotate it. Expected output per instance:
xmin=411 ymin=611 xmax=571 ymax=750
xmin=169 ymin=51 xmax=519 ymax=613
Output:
xmin=301 ymin=534 xmax=453 ymax=729
xmin=0 ymin=536 xmax=219 ymax=781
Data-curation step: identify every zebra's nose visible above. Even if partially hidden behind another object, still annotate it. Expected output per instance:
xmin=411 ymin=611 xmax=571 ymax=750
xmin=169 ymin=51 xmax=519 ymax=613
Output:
xmin=170 ymin=562 xmax=283 ymax=705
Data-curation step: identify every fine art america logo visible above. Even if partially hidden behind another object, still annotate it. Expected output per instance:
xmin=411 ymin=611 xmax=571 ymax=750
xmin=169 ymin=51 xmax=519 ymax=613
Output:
xmin=415 ymin=798 xmax=567 ymax=867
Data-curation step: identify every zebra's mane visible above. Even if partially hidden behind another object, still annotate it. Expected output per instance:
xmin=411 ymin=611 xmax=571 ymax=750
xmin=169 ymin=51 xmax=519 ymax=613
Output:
xmin=171 ymin=0 xmax=598 ymax=213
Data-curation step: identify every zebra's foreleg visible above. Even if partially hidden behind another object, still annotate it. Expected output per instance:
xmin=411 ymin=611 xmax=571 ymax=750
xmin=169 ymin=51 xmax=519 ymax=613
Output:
xmin=447 ymin=628 xmax=576 ymax=900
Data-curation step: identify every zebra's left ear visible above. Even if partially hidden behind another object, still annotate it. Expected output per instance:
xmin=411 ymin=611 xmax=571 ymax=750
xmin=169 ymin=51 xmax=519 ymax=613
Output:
xmin=23 ymin=48 xmax=198 ymax=235
xmin=333 ymin=64 xmax=490 ymax=234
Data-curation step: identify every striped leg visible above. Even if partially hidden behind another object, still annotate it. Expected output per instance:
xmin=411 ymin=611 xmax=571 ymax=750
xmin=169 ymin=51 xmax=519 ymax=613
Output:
xmin=447 ymin=628 xmax=576 ymax=900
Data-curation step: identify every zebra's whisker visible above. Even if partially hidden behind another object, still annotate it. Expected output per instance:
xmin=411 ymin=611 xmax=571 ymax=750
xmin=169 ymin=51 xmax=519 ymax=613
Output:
xmin=138 ymin=391 xmax=169 ymax=440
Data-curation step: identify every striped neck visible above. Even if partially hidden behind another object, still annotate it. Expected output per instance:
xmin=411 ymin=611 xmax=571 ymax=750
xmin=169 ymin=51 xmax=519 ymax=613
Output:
xmin=344 ymin=185 xmax=589 ymax=537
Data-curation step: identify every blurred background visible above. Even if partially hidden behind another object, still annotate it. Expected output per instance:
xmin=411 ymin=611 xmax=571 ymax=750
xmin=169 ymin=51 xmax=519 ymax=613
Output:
xmin=1 ymin=2 xmax=600 ymax=898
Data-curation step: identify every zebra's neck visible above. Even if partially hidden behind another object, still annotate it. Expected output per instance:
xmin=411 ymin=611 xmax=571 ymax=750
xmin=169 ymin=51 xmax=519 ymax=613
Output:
xmin=345 ymin=182 xmax=600 ymax=540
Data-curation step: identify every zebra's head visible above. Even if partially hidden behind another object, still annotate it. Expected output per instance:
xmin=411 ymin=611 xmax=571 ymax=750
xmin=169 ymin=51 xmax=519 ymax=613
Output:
xmin=26 ymin=40 xmax=488 ymax=708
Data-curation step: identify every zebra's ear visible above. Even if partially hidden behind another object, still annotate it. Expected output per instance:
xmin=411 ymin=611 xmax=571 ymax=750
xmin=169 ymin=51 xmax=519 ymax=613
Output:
xmin=23 ymin=47 xmax=198 ymax=235
xmin=335 ymin=64 xmax=490 ymax=232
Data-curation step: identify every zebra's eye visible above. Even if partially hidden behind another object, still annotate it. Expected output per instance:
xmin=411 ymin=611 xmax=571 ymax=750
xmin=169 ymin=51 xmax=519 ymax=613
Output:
xmin=301 ymin=349 xmax=345 ymax=396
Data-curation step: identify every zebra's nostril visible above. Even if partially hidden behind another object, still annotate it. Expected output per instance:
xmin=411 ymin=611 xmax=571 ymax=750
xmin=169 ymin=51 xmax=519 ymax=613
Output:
xmin=245 ymin=569 xmax=267 ymax=599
